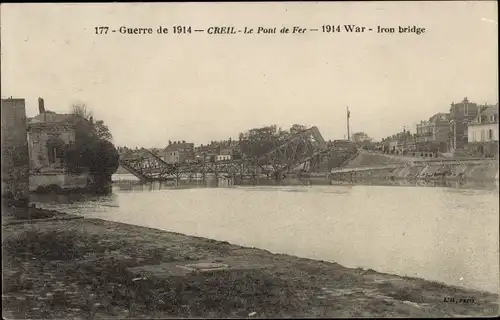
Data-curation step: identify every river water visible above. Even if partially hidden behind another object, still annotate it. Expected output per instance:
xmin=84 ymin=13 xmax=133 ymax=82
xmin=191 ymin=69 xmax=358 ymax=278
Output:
xmin=31 ymin=174 xmax=499 ymax=294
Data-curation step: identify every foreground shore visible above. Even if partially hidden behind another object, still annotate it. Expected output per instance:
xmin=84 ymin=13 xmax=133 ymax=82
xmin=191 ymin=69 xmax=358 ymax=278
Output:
xmin=2 ymin=215 xmax=499 ymax=318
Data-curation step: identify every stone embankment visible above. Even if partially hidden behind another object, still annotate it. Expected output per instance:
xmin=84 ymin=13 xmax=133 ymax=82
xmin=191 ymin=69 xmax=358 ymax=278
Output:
xmin=343 ymin=151 xmax=412 ymax=168
xmin=2 ymin=216 xmax=498 ymax=318
xmin=332 ymin=151 xmax=499 ymax=182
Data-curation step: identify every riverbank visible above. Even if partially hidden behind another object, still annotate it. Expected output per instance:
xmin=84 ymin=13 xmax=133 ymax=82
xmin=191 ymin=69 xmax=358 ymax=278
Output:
xmin=1 ymin=205 xmax=69 ymax=225
xmin=331 ymin=160 xmax=499 ymax=182
xmin=332 ymin=151 xmax=499 ymax=182
xmin=344 ymin=151 xmax=412 ymax=168
xmin=2 ymin=217 xmax=498 ymax=318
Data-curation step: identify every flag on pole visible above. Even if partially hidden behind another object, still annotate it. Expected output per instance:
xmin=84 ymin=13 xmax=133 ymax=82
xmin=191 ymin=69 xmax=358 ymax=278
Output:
xmin=347 ymin=107 xmax=350 ymax=118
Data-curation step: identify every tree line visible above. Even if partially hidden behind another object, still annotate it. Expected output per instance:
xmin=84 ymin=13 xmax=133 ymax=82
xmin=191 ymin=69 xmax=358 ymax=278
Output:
xmin=238 ymin=124 xmax=309 ymax=158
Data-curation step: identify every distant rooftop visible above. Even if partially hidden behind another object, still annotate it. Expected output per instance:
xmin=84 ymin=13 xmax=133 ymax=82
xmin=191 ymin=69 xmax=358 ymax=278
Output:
xmin=165 ymin=141 xmax=194 ymax=152
xmin=1 ymin=98 xmax=26 ymax=103
xmin=479 ymin=104 xmax=499 ymax=117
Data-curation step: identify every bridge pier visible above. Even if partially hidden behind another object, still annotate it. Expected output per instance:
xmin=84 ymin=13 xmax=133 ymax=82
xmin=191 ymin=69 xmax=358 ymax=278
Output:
xmin=273 ymin=171 xmax=286 ymax=181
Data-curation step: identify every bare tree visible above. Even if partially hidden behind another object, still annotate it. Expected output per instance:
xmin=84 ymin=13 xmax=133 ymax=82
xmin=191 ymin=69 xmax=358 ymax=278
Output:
xmin=71 ymin=104 xmax=93 ymax=120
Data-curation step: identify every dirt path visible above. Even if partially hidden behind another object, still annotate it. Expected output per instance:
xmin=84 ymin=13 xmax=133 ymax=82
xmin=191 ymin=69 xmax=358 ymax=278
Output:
xmin=2 ymin=218 xmax=498 ymax=318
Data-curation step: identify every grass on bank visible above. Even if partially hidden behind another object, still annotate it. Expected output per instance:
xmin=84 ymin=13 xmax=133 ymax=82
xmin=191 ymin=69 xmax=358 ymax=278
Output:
xmin=2 ymin=229 xmax=320 ymax=318
xmin=3 ymin=221 xmax=498 ymax=318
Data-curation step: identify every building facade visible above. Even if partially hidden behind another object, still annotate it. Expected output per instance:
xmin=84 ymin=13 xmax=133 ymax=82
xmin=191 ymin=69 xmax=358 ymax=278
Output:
xmin=215 ymin=154 xmax=232 ymax=162
xmin=165 ymin=150 xmax=181 ymax=164
xmin=416 ymin=120 xmax=432 ymax=141
xmin=381 ymin=134 xmax=399 ymax=152
xmin=27 ymin=99 xmax=78 ymax=172
xmin=1 ymin=98 xmax=30 ymax=203
xmin=428 ymin=113 xmax=451 ymax=143
xmin=194 ymin=142 xmax=222 ymax=162
xmin=468 ymin=104 xmax=499 ymax=143
xmin=449 ymin=97 xmax=482 ymax=152
xmin=415 ymin=113 xmax=450 ymax=152
xmin=164 ymin=140 xmax=194 ymax=164
xmin=466 ymin=104 xmax=499 ymax=157
xmin=25 ymin=98 xmax=96 ymax=191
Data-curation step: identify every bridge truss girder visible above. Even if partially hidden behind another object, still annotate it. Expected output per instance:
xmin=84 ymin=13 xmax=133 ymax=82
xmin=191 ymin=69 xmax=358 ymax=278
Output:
xmin=255 ymin=126 xmax=328 ymax=175
xmin=119 ymin=126 xmax=329 ymax=182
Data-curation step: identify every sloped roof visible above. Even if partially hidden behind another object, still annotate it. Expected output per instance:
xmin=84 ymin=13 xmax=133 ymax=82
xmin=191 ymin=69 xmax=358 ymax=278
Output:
xmin=480 ymin=105 xmax=498 ymax=117
xmin=165 ymin=142 xmax=194 ymax=152
xmin=428 ymin=113 xmax=449 ymax=122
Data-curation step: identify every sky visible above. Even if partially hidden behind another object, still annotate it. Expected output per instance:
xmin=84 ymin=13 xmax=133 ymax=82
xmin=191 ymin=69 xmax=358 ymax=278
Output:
xmin=1 ymin=2 xmax=498 ymax=148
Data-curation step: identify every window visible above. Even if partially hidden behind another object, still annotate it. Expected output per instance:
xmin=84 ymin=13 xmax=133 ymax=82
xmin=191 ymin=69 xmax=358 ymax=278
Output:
xmin=472 ymin=131 xmax=476 ymax=142
xmin=481 ymin=130 xmax=485 ymax=141
xmin=48 ymin=146 xmax=61 ymax=164
xmin=46 ymin=137 xmax=64 ymax=166
xmin=488 ymin=129 xmax=493 ymax=140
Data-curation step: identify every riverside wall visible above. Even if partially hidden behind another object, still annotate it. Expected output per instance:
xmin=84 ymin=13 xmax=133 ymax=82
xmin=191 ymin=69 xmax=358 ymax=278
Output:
xmin=29 ymin=171 xmax=91 ymax=192
xmin=330 ymin=159 xmax=499 ymax=182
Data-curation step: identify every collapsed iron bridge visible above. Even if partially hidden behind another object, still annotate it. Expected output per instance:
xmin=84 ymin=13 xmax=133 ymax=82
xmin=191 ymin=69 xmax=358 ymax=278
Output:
xmin=119 ymin=126 xmax=330 ymax=182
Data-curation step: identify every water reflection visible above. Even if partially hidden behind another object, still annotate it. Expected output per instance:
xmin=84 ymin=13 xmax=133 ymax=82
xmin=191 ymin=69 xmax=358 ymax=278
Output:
xmin=31 ymin=174 xmax=499 ymax=294
xmin=111 ymin=172 xmax=499 ymax=191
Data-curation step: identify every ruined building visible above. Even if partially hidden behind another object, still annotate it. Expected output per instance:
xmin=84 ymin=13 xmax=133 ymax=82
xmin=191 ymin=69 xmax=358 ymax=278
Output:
xmin=1 ymin=98 xmax=30 ymax=204
xmin=28 ymin=98 xmax=77 ymax=171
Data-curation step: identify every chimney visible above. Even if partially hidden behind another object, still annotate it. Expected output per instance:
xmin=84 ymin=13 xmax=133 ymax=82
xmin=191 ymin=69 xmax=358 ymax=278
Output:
xmin=168 ymin=140 xmax=172 ymax=145
xmin=38 ymin=97 xmax=45 ymax=114
xmin=182 ymin=140 xmax=185 ymax=144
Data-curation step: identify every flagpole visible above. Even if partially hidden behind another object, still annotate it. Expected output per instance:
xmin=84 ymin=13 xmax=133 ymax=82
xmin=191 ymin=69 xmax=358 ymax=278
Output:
xmin=346 ymin=107 xmax=350 ymax=141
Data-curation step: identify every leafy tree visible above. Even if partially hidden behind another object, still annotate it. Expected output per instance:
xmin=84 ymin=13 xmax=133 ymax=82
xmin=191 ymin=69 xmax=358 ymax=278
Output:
xmin=64 ymin=133 xmax=119 ymax=176
xmin=94 ymin=120 xmax=112 ymax=141
xmin=289 ymin=124 xmax=308 ymax=134
xmin=238 ymin=124 xmax=310 ymax=158
xmin=351 ymin=132 xmax=372 ymax=143
xmin=65 ymin=104 xmax=119 ymax=184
